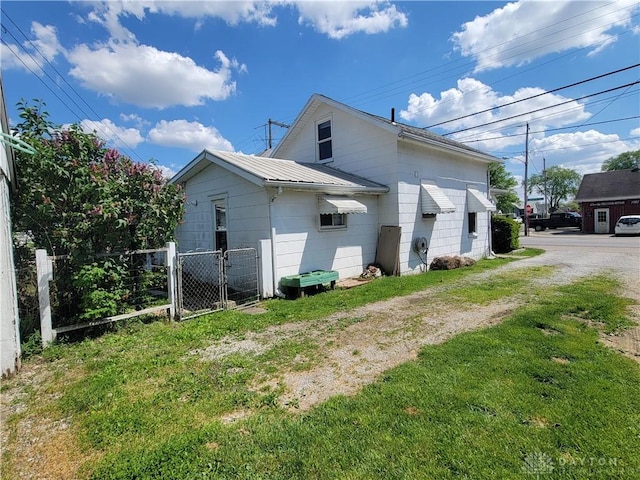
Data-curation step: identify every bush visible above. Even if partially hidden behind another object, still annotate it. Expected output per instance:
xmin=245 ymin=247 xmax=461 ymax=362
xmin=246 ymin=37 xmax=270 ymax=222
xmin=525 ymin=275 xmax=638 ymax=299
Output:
xmin=491 ymin=215 xmax=520 ymax=253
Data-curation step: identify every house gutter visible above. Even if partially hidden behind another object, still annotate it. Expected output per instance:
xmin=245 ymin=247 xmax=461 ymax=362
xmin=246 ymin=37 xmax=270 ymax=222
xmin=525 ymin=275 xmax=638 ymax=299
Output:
xmin=263 ymin=180 xmax=389 ymax=195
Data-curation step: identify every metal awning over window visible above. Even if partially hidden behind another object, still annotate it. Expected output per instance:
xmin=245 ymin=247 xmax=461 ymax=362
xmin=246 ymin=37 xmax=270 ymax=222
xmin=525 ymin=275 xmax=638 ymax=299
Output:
xmin=421 ymin=183 xmax=456 ymax=214
xmin=467 ymin=187 xmax=497 ymax=213
xmin=318 ymin=196 xmax=367 ymax=214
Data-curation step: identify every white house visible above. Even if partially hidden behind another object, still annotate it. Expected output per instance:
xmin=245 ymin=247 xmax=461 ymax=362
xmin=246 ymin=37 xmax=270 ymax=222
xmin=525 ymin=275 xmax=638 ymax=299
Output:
xmin=1 ymin=77 xmax=21 ymax=377
xmin=172 ymin=94 xmax=497 ymax=298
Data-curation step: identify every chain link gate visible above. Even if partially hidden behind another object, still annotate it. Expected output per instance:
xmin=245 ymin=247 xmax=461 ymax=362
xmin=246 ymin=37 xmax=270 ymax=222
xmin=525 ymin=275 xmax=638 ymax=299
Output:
xmin=177 ymin=248 xmax=258 ymax=320
xmin=224 ymin=248 xmax=259 ymax=309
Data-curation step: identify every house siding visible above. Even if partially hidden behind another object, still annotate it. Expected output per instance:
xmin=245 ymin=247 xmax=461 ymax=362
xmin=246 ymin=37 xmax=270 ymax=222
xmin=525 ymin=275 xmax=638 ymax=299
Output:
xmin=275 ymin=102 xmax=492 ymax=276
xmin=275 ymin=103 xmax=401 ymax=240
xmin=272 ymin=190 xmax=379 ymax=281
xmin=176 ymin=163 xmax=271 ymax=252
xmin=0 ymin=169 xmax=20 ymax=377
xmin=396 ymin=142 xmax=491 ymax=273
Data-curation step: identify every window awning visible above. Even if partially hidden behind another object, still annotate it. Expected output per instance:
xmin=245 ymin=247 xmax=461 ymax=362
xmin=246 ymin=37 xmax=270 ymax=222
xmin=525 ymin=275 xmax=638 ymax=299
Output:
xmin=318 ymin=196 xmax=367 ymax=214
xmin=421 ymin=183 xmax=456 ymax=214
xmin=467 ymin=188 xmax=497 ymax=212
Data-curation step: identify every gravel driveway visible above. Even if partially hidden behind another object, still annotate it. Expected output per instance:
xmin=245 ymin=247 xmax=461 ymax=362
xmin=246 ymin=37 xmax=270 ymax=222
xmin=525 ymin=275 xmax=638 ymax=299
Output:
xmin=207 ymin=235 xmax=640 ymax=412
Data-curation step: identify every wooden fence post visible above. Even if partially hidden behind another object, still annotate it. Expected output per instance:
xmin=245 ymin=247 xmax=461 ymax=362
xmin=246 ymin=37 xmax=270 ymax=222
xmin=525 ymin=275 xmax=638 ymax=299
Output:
xmin=35 ymin=249 xmax=54 ymax=347
xmin=166 ymin=242 xmax=177 ymax=321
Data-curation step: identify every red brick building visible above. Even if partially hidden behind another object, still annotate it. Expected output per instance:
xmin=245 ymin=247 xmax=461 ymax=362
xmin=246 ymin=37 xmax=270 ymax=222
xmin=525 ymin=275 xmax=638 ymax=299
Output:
xmin=575 ymin=169 xmax=640 ymax=233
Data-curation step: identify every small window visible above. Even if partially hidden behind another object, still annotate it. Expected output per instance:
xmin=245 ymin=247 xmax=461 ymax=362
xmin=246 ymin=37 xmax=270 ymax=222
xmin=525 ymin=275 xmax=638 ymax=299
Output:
xmin=317 ymin=120 xmax=332 ymax=161
xmin=597 ymin=211 xmax=607 ymax=223
xmin=213 ymin=200 xmax=228 ymax=251
xmin=319 ymin=213 xmax=346 ymax=230
xmin=468 ymin=212 xmax=477 ymax=235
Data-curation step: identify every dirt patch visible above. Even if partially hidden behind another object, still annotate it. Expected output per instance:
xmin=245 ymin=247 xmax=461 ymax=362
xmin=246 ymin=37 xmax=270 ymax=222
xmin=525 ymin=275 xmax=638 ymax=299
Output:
xmin=256 ymin=299 xmax=517 ymax=411
xmin=600 ymin=325 xmax=640 ymax=363
xmin=0 ymin=361 xmax=99 ymax=480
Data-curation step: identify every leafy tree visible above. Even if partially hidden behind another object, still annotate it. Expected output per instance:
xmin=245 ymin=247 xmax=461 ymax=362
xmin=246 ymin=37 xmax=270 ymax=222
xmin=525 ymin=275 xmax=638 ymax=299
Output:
xmin=488 ymin=162 xmax=519 ymax=214
xmin=11 ymin=100 xmax=184 ymax=329
xmin=528 ymin=165 xmax=581 ymax=213
xmin=12 ymin=100 xmax=184 ymax=256
xmin=600 ymin=150 xmax=639 ymax=171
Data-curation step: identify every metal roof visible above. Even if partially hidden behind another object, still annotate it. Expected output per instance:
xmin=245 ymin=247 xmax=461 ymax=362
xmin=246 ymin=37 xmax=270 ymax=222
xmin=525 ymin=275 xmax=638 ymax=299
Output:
xmin=318 ymin=196 xmax=368 ymax=214
xmin=420 ymin=183 xmax=456 ymax=214
xmin=467 ymin=187 xmax=497 ymax=213
xmin=171 ymin=149 xmax=389 ymax=194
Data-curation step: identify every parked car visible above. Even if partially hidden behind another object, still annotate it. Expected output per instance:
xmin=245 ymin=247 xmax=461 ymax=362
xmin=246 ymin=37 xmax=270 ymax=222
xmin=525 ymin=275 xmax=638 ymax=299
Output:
xmin=529 ymin=212 xmax=582 ymax=231
xmin=614 ymin=215 xmax=640 ymax=236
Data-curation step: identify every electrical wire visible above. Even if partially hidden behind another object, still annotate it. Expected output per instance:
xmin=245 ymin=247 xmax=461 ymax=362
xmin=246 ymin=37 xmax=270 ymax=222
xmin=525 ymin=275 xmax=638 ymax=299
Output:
xmin=424 ymin=64 xmax=640 ymax=129
xmin=1 ymin=10 xmax=148 ymax=163
xmin=442 ymin=81 xmax=640 ymax=137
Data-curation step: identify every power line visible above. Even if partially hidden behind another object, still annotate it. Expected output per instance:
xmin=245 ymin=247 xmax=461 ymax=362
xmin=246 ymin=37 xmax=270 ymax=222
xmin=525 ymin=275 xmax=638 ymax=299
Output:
xmin=459 ymin=115 xmax=640 ymax=144
xmin=442 ymin=81 xmax=640 ymax=137
xmin=452 ymin=88 xmax=639 ymax=143
xmin=424 ymin=63 xmax=640 ymax=129
xmin=342 ymin=5 xmax=639 ymax=113
xmin=1 ymin=10 xmax=147 ymax=162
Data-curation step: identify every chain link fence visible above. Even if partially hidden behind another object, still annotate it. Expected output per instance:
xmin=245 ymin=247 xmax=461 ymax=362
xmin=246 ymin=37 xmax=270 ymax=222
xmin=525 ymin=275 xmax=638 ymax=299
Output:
xmin=177 ymin=250 xmax=224 ymax=320
xmin=177 ymin=248 xmax=258 ymax=320
xmin=225 ymin=248 xmax=259 ymax=308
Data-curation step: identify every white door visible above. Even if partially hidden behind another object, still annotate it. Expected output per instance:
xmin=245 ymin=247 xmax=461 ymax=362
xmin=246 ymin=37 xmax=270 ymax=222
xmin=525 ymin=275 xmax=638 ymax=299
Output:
xmin=594 ymin=208 xmax=609 ymax=234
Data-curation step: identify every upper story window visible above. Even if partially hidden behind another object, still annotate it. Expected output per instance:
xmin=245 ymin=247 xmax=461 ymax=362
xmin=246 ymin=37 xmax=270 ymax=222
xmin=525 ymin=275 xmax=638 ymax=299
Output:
xmin=317 ymin=119 xmax=332 ymax=162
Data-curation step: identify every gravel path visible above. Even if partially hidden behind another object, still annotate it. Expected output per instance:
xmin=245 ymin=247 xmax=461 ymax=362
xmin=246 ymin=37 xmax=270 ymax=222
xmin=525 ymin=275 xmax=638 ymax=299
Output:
xmin=206 ymin=246 xmax=640 ymax=412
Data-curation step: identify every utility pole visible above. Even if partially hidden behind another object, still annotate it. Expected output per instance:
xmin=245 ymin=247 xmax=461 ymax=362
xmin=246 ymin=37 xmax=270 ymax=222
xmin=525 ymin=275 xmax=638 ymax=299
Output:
xmin=524 ymin=123 xmax=529 ymax=236
xmin=267 ymin=119 xmax=290 ymax=149
xmin=543 ymin=157 xmax=548 ymax=217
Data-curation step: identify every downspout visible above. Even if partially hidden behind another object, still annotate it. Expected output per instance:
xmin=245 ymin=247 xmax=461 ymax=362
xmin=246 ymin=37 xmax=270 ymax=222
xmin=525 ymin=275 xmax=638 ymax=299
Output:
xmin=487 ymin=168 xmax=494 ymax=257
xmin=268 ymin=186 xmax=284 ymax=297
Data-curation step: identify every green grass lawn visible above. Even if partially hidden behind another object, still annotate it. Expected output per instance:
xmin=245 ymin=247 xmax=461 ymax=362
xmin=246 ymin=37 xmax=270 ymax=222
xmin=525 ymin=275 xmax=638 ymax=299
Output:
xmin=3 ymin=249 xmax=639 ymax=479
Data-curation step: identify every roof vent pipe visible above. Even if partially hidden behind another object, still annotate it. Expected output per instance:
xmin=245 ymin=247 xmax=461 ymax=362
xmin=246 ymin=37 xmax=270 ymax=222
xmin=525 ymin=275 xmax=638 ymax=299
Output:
xmin=391 ymin=108 xmax=395 ymax=123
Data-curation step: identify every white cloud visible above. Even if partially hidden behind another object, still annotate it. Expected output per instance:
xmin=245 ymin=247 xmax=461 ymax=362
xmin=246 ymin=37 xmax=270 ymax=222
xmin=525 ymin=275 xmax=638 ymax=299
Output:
xmin=295 ymin=1 xmax=408 ymax=39
xmin=156 ymin=164 xmax=178 ymax=179
xmin=147 ymin=119 xmax=234 ymax=152
xmin=85 ymin=0 xmax=405 ymax=41
xmin=452 ymin=0 xmax=639 ymax=72
xmin=67 ymin=44 xmax=245 ymax=108
xmin=0 ymin=22 xmax=63 ymax=73
xmin=80 ymin=118 xmax=144 ymax=149
xmin=631 ymin=127 xmax=640 ymax=137
xmin=119 ymin=113 xmax=150 ymax=128
xmin=529 ymin=130 xmax=640 ymax=175
xmin=399 ymin=78 xmax=591 ymax=150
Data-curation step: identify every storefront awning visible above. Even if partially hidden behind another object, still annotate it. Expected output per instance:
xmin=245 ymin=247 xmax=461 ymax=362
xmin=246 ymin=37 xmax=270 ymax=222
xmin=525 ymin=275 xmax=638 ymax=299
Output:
xmin=467 ymin=188 xmax=497 ymax=213
xmin=421 ymin=183 xmax=456 ymax=214
xmin=318 ymin=196 xmax=367 ymax=214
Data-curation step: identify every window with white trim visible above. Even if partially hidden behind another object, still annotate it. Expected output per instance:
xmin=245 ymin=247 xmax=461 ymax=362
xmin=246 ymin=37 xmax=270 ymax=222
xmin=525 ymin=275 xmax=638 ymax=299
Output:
xmin=317 ymin=119 xmax=333 ymax=162
xmin=319 ymin=213 xmax=346 ymax=230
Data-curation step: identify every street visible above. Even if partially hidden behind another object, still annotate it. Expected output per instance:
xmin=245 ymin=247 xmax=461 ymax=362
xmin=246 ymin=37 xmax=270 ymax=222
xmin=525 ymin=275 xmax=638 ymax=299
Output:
xmin=519 ymin=228 xmax=640 ymax=255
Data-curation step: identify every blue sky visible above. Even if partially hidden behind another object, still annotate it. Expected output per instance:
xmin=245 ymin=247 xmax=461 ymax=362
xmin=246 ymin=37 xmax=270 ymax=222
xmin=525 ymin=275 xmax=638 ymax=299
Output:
xmin=2 ymin=0 xmax=639 ymax=197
